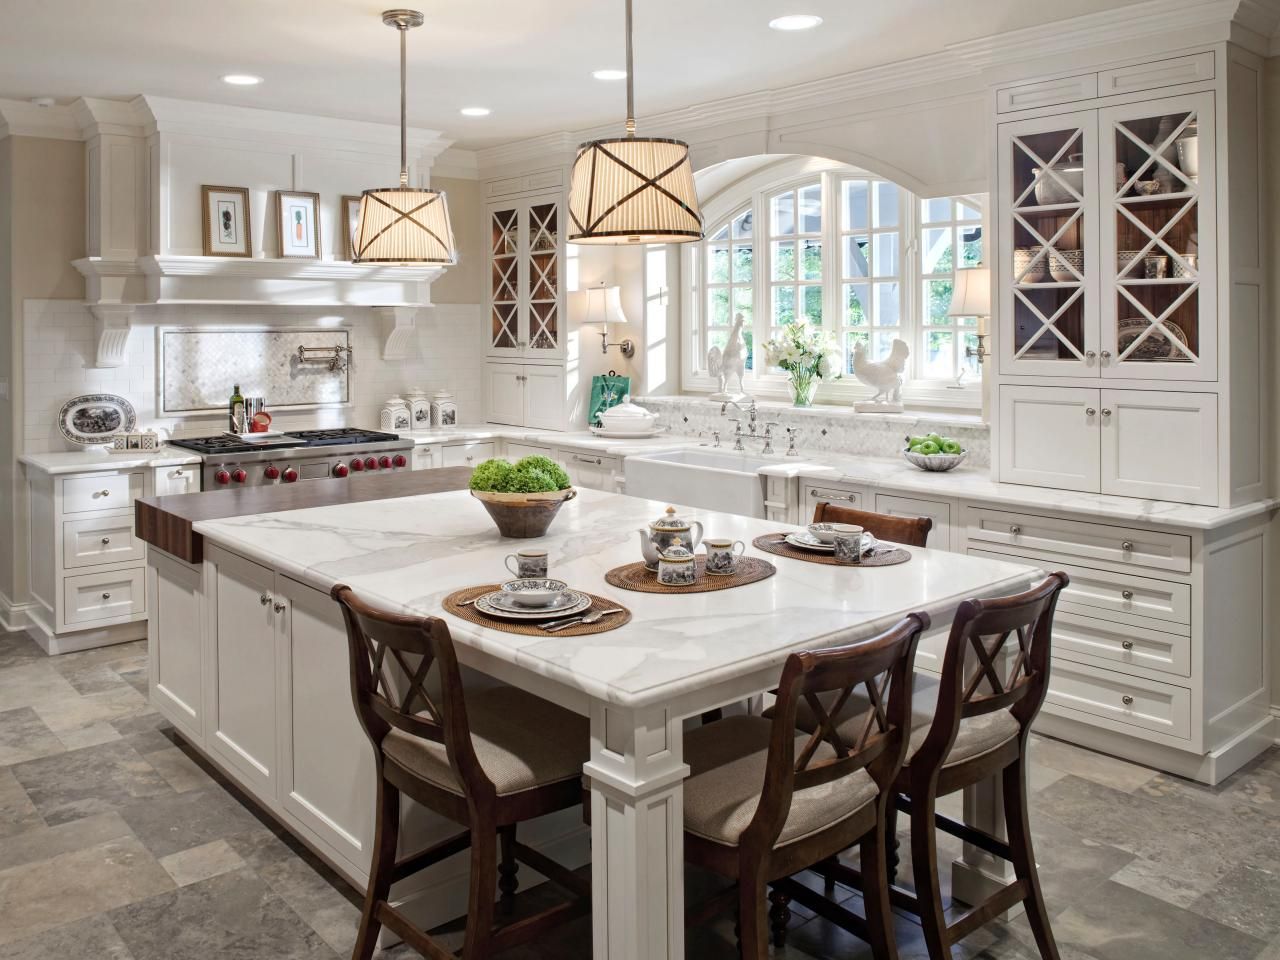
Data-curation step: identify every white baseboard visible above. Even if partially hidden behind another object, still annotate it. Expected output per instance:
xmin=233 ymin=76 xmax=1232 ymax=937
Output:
xmin=0 ymin=589 xmax=36 ymax=633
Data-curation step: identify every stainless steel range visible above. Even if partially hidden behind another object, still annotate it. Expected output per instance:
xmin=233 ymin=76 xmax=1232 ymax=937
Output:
xmin=168 ymin=428 xmax=413 ymax=489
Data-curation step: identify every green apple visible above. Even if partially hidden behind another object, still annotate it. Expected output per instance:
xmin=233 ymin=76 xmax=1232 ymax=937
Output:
xmin=940 ymin=439 xmax=962 ymax=455
xmin=908 ymin=435 xmax=926 ymax=446
xmin=918 ymin=440 xmax=940 ymax=455
xmin=926 ymin=432 xmax=943 ymax=445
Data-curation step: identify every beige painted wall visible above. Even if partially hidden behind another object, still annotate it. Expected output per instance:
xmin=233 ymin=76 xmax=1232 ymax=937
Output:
xmin=0 ymin=136 xmax=84 ymax=612
xmin=429 ymin=176 xmax=483 ymax=305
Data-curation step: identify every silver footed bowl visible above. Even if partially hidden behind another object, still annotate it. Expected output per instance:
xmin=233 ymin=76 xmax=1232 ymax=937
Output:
xmin=902 ymin=447 xmax=968 ymax=472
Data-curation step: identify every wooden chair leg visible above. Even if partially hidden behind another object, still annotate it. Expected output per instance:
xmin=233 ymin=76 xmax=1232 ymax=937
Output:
xmin=1003 ymin=758 xmax=1061 ymax=960
xmin=498 ymin=824 xmax=519 ymax=916
xmin=860 ymin=813 xmax=901 ymax=960
xmin=885 ymin=799 xmax=901 ymax=884
xmin=767 ymin=886 xmax=792 ymax=948
xmin=738 ymin=873 xmax=769 ymax=959
xmin=462 ymin=823 xmax=498 ymax=958
xmin=908 ymin=792 xmax=951 ymax=960
xmin=353 ymin=777 xmax=400 ymax=960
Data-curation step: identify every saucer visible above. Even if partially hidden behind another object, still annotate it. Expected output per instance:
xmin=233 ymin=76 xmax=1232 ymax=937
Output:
xmin=484 ymin=589 xmax=584 ymax=615
xmin=785 ymin=532 xmax=835 ymax=552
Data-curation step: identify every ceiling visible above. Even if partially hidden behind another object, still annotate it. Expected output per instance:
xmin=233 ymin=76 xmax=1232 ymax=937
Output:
xmin=0 ymin=0 xmax=1151 ymax=151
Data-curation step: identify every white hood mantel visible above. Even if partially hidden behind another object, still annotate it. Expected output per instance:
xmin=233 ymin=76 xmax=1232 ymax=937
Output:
xmin=59 ymin=95 xmax=454 ymax=366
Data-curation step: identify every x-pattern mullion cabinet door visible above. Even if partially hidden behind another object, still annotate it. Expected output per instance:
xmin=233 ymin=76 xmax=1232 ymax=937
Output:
xmin=487 ymin=195 xmax=566 ymax=361
xmin=1098 ymin=92 xmax=1217 ymax=381
xmin=997 ymin=110 xmax=1101 ymax=377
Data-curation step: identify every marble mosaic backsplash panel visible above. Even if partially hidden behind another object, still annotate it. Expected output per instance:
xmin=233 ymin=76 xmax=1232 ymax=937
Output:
xmin=159 ymin=327 xmax=351 ymax=414
xmin=633 ymin=395 xmax=991 ymax=467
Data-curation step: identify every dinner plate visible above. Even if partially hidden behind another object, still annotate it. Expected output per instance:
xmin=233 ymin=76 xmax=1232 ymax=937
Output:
xmin=484 ymin=589 xmax=584 ymax=615
xmin=473 ymin=591 xmax=591 ymax=621
xmin=589 ymin=426 xmax=662 ymax=439
xmin=785 ymin=532 xmax=835 ymax=552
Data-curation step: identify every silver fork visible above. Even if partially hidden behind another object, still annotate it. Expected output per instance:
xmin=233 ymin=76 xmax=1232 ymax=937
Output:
xmin=539 ymin=608 xmax=625 ymax=632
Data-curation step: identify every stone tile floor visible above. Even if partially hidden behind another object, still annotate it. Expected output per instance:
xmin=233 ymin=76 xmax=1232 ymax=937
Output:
xmin=1 ymin=628 xmax=1278 ymax=958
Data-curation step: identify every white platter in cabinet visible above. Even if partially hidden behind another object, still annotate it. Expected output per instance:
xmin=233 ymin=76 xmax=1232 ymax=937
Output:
xmin=63 ymin=567 xmax=145 ymax=625
xmin=1044 ymin=658 xmax=1191 ymax=741
xmin=61 ymin=471 xmax=143 ymax=514
xmin=62 ymin=514 xmax=145 ymax=569
xmin=1053 ymin=609 xmax=1190 ymax=679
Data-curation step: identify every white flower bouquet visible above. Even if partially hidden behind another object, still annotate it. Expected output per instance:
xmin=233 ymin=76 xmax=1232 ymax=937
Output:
xmin=762 ymin=322 xmax=841 ymax=406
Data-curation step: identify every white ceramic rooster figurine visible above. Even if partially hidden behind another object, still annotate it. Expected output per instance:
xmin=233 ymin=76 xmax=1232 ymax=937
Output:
xmin=707 ymin=312 xmax=750 ymax=400
xmin=851 ymin=338 xmax=909 ymax=412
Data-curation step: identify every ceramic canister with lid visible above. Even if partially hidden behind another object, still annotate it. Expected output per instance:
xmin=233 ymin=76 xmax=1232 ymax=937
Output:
xmin=403 ymin=388 xmax=431 ymax=429
xmin=379 ymin=396 xmax=411 ymax=432
xmin=431 ymin=389 xmax=457 ymax=427
xmin=657 ymin=538 xmax=698 ymax=586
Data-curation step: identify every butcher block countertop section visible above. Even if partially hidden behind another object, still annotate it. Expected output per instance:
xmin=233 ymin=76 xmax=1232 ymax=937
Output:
xmin=135 ymin=466 xmax=475 ymax=563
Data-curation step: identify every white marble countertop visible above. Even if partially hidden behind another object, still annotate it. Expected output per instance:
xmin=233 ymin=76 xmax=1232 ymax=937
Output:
xmin=397 ymin=425 xmax=699 ymax=457
xmin=194 ymin=487 xmax=1040 ymax=709
xmin=19 ymin=447 xmax=203 ymax=475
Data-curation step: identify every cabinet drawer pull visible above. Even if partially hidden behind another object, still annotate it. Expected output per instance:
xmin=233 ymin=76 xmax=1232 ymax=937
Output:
xmin=810 ymin=490 xmax=858 ymax=503
xmin=1121 ymin=589 xmax=1134 ymax=600
xmin=101 ymin=537 xmax=111 ymax=545
xmin=572 ymin=454 xmax=603 ymax=465
xmin=101 ymin=592 xmax=111 ymax=600
xmin=274 ymin=601 xmax=287 ymax=613
xmin=1121 ymin=695 xmax=1134 ymax=706
xmin=1121 ymin=540 xmax=1134 ymax=552
xmin=260 ymin=592 xmax=271 ymax=606
xmin=1121 ymin=640 xmax=1135 ymax=650
xmin=1009 ymin=524 xmax=1022 ymax=535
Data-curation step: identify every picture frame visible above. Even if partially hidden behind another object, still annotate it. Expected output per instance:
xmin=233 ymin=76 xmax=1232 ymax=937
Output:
xmin=275 ymin=190 xmax=321 ymax=259
xmin=201 ymin=185 xmax=252 ymax=257
xmin=340 ymin=195 xmax=362 ymax=261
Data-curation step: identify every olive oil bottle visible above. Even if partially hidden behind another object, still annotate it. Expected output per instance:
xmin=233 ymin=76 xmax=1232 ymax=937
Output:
xmin=229 ymin=384 xmax=244 ymax=432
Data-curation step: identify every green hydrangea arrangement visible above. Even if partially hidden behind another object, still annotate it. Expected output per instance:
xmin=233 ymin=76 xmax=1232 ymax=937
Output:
xmin=469 ymin=456 xmax=572 ymax=494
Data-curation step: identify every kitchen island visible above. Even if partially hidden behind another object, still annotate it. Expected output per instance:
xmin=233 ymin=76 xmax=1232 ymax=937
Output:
xmin=139 ymin=483 xmax=1042 ymax=960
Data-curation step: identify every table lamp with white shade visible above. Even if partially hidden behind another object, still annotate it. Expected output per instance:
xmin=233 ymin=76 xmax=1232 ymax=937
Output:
xmin=572 ymin=285 xmax=634 ymax=358
xmin=948 ymin=266 xmax=991 ymax=365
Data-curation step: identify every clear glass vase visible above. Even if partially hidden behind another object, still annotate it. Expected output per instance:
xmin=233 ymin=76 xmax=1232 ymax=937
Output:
xmin=788 ymin=373 xmax=818 ymax=407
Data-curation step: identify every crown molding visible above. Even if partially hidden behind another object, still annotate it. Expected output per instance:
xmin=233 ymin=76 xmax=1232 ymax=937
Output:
xmin=431 ymin=147 xmax=480 ymax=180
xmin=72 ymin=97 xmax=148 ymax=139
xmin=0 ymin=99 xmax=81 ymax=141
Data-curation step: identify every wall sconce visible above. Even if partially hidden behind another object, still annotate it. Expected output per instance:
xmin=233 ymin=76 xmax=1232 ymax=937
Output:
xmin=572 ymin=285 xmax=634 ymax=357
xmin=948 ymin=266 xmax=991 ymax=365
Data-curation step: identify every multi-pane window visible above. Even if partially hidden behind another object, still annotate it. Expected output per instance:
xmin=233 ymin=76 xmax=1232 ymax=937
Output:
xmin=920 ymin=196 xmax=984 ymax=379
xmin=704 ymin=208 xmax=754 ymax=369
xmin=839 ymin=178 xmax=901 ymax=374
xmin=768 ymin=183 xmax=823 ymax=339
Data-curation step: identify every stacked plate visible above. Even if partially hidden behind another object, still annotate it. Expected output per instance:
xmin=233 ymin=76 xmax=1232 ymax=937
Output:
xmin=472 ymin=579 xmax=592 ymax=621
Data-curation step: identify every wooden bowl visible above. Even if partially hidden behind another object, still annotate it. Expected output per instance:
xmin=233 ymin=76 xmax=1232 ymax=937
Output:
xmin=471 ymin=488 xmax=577 ymax=538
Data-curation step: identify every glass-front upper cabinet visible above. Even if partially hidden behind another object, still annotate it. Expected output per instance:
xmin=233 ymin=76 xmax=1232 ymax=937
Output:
xmin=997 ymin=111 xmax=1099 ymax=376
xmin=487 ymin=195 xmax=564 ymax=359
xmin=1099 ymin=93 xmax=1215 ymax=380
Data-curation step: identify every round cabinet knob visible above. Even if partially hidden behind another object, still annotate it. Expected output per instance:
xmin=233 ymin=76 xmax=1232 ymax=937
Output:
xmin=465 ymin=455 xmax=474 ymax=463
xmin=101 ymin=592 xmax=111 ymax=600
xmin=214 ymin=469 xmax=231 ymax=485
xmin=1121 ymin=589 xmax=1134 ymax=600
xmin=174 ymin=469 xmax=184 ymax=477
xmin=1101 ymin=408 xmax=1113 ymax=418
xmin=1101 ymin=350 xmax=1113 ymax=360
xmin=1121 ymin=640 xmax=1135 ymax=650
xmin=101 ymin=537 xmax=111 ymax=545
xmin=1085 ymin=350 xmax=1097 ymax=360
xmin=264 ymin=465 xmax=280 ymax=480
xmin=282 ymin=468 xmax=299 ymax=483
xmin=1010 ymin=525 xmax=1022 ymax=535
xmin=1085 ymin=407 xmax=1097 ymax=417
xmin=378 ymin=455 xmax=392 ymax=469
xmin=100 ymin=490 xmax=110 ymax=497
xmin=1121 ymin=540 xmax=1134 ymax=552
xmin=260 ymin=593 xmax=271 ymax=606
xmin=273 ymin=601 xmax=286 ymax=613
xmin=1122 ymin=695 xmax=1135 ymax=706
xmin=333 ymin=463 xmax=349 ymax=478
xmin=364 ymin=456 xmax=378 ymax=470
xmin=350 ymin=458 xmax=364 ymax=472
xmin=231 ymin=469 xmax=248 ymax=484
xmin=392 ymin=454 xmax=407 ymax=468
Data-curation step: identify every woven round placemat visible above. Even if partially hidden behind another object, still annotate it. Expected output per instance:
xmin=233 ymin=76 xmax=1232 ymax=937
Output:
xmin=603 ymin=556 xmax=776 ymax=594
xmin=751 ymin=533 xmax=911 ymax=567
xmin=443 ymin=585 xmax=631 ymax=637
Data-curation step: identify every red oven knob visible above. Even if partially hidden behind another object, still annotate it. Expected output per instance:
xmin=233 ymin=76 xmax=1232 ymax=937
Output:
xmin=333 ymin=463 xmax=349 ymax=478
xmin=231 ymin=469 xmax=248 ymax=484
xmin=392 ymin=454 xmax=407 ymax=468
xmin=282 ymin=468 xmax=299 ymax=483
xmin=349 ymin=458 xmax=364 ymax=472
xmin=214 ymin=469 xmax=231 ymax=485
xmin=379 ymin=455 xmax=392 ymax=469
xmin=264 ymin=465 xmax=280 ymax=480
xmin=364 ymin=456 xmax=378 ymax=470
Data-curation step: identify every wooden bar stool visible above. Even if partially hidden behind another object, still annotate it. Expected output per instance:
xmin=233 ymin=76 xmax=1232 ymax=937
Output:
xmin=812 ymin=501 xmax=933 ymax=548
xmin=794 ymin=573 xmax=1070 ymax=959
xmin=682 ymin=612 xmax=929 ymax=960
xmin=332 ymin=585 xmax=591 ymax=960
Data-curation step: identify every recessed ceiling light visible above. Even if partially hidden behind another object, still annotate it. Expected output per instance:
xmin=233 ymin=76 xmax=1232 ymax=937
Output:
xmin=768 ymin=14 xmax=823 ymax=30
xmin=593 ymin=69 xmax=628 ymax=81
xmin=221 ymin=74 xmax=263 ymax=86
xmin=460 ymin=106 xmax=491 ymax=117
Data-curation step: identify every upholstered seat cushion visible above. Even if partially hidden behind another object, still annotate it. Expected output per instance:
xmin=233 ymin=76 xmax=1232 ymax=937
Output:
xmin=382 ymin=685 xmax=588 ymax=797
xmin=772 ymin=674 xmax=1020 ymax=770
xmin=682 ymin=715 xmax=879 ymax=848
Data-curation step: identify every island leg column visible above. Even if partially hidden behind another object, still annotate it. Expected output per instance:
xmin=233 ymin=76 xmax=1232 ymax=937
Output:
xmin=584 ymin=700 xmax=690 ymax=960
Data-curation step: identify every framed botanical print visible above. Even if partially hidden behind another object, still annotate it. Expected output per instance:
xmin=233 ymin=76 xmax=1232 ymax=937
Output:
xmin=275 ymin=190 xmax=321 ymax=259
xmin=201 ymin=185 xmax=252 ymax=257
xmin=340 ymin=195 xmax=362 ymax=261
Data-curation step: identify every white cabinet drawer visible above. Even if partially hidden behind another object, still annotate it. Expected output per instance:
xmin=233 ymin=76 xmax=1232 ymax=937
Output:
xmin=969 ymin=549 xmax=1190 ymax=629
xmin=62 ymin=514 xmax=146 ymax=569
xmin=153 ymin=464 xmax=197 ymax=497
xmin=965 ymin=506 xmax=1191 ymax=574
xmin=563 ymin=450 xmax=620 ymax=472
xmin=996 ymin=72 xmax=1098 ymax=113
xmin=874 ymin=494 xmax=952 ymax=551
xmin=1045 ymin=659 xmax=1191 ymax=740
xmin=506 ymin=442 xmax=555 ymax=460
xmin=63 ymin=568 xmax=145 ymax=625
xmin=1054 ymin=610 xmax=1190 ymax=678
xmin=1098 ymin=53 xmax=1213 ymax=97
xmin=61 ymin=472 xmax=143 ymax=514
xmin=442 ymin=442 xmax=496 ymax=468
xmin=802 ymin=483 xmax=865 ymax=519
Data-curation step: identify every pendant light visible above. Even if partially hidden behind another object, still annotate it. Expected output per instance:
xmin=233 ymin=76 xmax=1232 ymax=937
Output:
xmin=353 ymin=9 xmax=456 ymax=264
xmin=568 ymin=0 xmax=703 ymax=244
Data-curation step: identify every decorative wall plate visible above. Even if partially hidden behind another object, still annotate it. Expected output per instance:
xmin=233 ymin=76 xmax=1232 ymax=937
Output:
xmin=1117 ymin=318 xmax=1189 ymax=361
xmin=58 ymin=394 xmax=136 ymax=446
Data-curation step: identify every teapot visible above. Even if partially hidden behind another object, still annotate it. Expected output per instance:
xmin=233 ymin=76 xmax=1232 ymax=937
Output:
xmin=638 ymin=505 xmax=704 ymax=571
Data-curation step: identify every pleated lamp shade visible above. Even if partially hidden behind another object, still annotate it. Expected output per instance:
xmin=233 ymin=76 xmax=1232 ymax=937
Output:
xmin=353 ymin=187 xmax=456 ymax=264
xmin=568 ymin=137 xmax=702 ymax=244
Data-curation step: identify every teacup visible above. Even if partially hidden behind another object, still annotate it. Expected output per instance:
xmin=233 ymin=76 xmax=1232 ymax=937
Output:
xmin=704 ymin=538 xmax=745 ymax=576
xmin=505 ymin=549 xmax=548 ymax=579
xmin=832 ymin=526 xmax=866 ymax=565
xmin=499 ymin=578 xmax=567 ymax=608
xmin=809 ymin=522 xmax=863 ymax=544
